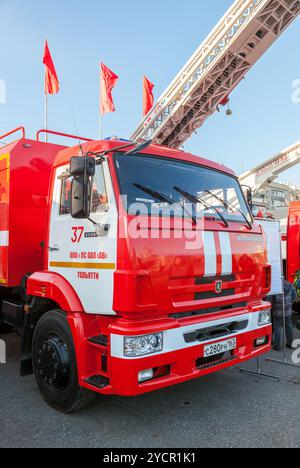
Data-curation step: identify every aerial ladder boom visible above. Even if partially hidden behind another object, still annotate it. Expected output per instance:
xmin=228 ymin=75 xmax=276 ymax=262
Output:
xmin=131 ymin=0 xmax=300 ymax=149
xmin=239 ymin=141 xmax=300 ymax=195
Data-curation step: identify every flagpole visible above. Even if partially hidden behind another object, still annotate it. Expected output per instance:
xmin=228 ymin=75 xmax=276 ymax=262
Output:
xmin=99 ymin=64 xmax=103 ymax=140
xmin=99 ymin=113 xmax=103 ymax=140
xmin=44 ymin=92 xmax=48 ymax=142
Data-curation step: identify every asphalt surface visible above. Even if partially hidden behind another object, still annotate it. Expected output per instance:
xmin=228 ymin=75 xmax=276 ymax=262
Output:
xmin=1 ymin=331 xmax=300 ymax=448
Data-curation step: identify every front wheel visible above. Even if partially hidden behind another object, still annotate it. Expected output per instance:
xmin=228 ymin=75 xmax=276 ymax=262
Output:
xmin=32 ymin=309 xmax=95 ymax=413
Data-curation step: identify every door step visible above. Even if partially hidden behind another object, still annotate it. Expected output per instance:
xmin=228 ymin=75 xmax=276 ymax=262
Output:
xmin=88 ymin=335 xmax=108 ymax=347
xmin=85 ymin=375 xmax=110 ymax=389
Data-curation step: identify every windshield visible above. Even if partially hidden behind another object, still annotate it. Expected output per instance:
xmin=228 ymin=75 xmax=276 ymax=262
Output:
xmin=114 ymin=154 xmax=252 ymax=224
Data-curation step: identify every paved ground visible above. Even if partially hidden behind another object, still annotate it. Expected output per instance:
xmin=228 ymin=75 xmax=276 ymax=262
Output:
xmin=1 ymin=331 xmax=300 ymax=448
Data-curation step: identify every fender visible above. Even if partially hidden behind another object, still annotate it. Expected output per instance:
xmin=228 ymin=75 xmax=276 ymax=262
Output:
xmin=26 ymin=271 xmax=107 ymax=387
xmin=66 ymin=312 xmax=107 ymax=389
xmin=26 ymin=271 xmax=84 ymax=312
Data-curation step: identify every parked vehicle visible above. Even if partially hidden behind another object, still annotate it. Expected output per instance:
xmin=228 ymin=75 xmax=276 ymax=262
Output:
xmin=0 ymin=127 xmax=272 ymax=412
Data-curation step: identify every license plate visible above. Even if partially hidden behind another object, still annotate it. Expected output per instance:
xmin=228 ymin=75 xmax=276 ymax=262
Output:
xmin=204 ymin=338 xmax=237 ymax=357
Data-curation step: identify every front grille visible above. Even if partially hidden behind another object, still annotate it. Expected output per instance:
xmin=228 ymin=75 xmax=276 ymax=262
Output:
xmin=195 ymin=274 xmax=235 ymax=300
xmin=183 ymin=319 xmax=248 ymax=344
xmin=195 ymin=274 xmax=235 ymax=285
xmin=169 ymin=273 xmax=254 ymax=306
xmin=170 ymin=301 xmax=248 ymax=320
xmin=195 ymin=289 xmax=235 ymax=300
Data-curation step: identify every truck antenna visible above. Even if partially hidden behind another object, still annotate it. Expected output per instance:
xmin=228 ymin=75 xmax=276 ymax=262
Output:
xmin=70 ymin=105 xmax=85 ymax=157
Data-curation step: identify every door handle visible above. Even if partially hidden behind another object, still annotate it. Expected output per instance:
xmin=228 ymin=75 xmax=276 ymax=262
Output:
xmin=96 ymin=224 xmax=111 ymax=237
xmin=49 ymin=244 xmax=60 ymax=252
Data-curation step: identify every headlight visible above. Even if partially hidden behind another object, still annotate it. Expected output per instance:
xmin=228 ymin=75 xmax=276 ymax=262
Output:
xmin=124 ymin=333 xmax=163 ymax=357
xmin=258 ymin=310 xmax=272 ymax=327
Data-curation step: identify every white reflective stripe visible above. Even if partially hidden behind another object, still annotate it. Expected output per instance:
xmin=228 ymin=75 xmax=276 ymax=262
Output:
xmin=219 ymin=232 xmax=233 ymax=276
xmin=0 ymin=231 xmax=8 ymax=247
xmin=203 ymin=231 xmax=216 ymax=277
xmin=110 ymin=311 xmax=266 ymax=360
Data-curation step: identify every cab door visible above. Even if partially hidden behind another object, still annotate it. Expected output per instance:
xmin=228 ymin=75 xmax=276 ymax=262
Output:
xmin=48 ymin=160 xmax=118 ymax=314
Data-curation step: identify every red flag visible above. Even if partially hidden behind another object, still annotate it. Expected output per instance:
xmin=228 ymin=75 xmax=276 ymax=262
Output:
xmin=143 ymin=76 xmax=155 ymax=116
xmin=100 ymin=63 xmax=119 ymax=115
xmin=43 ymin=41 xmax=60 ymax=95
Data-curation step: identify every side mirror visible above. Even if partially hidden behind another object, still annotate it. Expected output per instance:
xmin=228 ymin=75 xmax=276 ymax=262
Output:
xmin=71 ymin=177 xmax=91 ymax=219
xmin=70 ymin=156 xmax=96 ymax=177
xmin=241 ymin=185 xmax=253 ymax=208
xmin=70 ymin=156 xmax=95 ymax=219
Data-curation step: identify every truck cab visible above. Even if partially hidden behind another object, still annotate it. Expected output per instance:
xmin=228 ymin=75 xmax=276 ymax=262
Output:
xmin=0 ymin=128 xmax=272 ymax=413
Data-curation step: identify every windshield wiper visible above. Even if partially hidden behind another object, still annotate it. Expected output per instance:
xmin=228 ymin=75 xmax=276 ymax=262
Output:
xmin=174 ymin=187 xmax=229 ymax=228
xmin=124 ymin=140 xmax=153 ymax=155
xmin=134 ymin=183 xmax=197 ymax=224
xmin=200 ymin=190 xmax=253 ymax=230
xmin=88 ymin=140 xmax=153 ymax=162
xmin=134 ymin=184 xmax=174 ymax=204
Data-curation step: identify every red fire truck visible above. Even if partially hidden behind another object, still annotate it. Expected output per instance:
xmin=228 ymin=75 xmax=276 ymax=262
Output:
xmin=287 ymin=202 xmax=300 ymax=286
xmin=0 ymin=127 xmax=272 ymax=413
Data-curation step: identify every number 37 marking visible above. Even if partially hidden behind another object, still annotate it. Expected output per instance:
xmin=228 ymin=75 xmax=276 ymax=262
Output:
xmin=71 ymin=227 xmax=84 ymax=244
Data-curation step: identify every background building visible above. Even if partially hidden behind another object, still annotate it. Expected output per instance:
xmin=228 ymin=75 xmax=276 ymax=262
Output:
xmin=253 ymin=181 xmax=300 ymax=213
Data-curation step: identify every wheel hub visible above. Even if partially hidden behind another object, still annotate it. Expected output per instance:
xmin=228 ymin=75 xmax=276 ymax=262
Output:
xmin=37 ymin=335 xmax=70 ymax=389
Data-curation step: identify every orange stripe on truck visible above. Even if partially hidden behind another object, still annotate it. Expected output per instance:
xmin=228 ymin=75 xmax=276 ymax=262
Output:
xmin=50 ymin=261 xmax=116 ymax=270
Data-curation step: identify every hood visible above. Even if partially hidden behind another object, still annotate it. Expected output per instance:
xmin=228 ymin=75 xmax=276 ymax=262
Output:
xmin=113 ymin=221 xmax=268 ymax=320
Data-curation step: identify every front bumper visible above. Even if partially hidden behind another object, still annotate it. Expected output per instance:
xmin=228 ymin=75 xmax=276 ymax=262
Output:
xmin=84 ymin=307 xmax=272 ymax=396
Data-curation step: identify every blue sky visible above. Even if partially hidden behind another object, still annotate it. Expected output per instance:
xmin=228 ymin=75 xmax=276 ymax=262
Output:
xmin=1 ymin=0 xmax=300 ymax=184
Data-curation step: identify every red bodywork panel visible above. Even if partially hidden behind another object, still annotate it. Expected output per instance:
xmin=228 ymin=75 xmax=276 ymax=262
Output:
xmin=113 ymin=216 xmax=269 ymax=320
xmin=54 ymin=139 xmax=236 ymax=176
xmin=287 ymin=201 xmax=300 ymax=283
xmin=27 ymin=271 xmax=84 ymax=312
xmin=0 ymin=138 xmax=65 ymax=287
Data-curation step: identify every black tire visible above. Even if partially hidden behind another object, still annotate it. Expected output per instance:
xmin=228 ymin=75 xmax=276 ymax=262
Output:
xmin=32 ymin=309 xmax=95 ymax=413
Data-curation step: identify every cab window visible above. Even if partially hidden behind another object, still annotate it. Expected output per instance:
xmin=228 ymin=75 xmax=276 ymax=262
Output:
xmin=60 ymin=178 xmax=72 ymax=215
xmin=90 ymin=166 xmax=109 ymax=213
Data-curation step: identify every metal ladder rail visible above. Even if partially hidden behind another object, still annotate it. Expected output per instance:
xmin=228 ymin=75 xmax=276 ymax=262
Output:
xmin=131 ymin=0 xmax=266 ymax=143
xmin=239 ymin=141 xmax=300 ymax=195
xmin=131 ymin=0 xmax=300 ymax=148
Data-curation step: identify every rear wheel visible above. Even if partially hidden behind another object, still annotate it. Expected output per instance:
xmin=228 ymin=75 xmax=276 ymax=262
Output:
xmin=32 ymin=309 xmax=95 ymax=413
